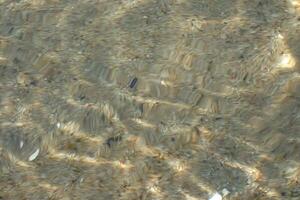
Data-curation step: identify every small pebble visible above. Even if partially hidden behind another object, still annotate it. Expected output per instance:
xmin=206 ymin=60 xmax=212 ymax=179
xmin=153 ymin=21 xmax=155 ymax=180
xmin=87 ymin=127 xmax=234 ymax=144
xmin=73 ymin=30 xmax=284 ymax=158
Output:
xmin=20 ymin=140 xmax=24 ymax=149
xmin=8 ymin=26 xmax=14 ymax=34
xmin=28 ymin=148 xmax=40 ymax=161
xmin=106 ymin=135 xmax=122 ymax=147
xmin=209 ymin=192 xmax=222 ymax=200
xmin=129 ymin=77 xmax=138 ymax=88
xmin=222 ymin=188 xmax=230 ymax=196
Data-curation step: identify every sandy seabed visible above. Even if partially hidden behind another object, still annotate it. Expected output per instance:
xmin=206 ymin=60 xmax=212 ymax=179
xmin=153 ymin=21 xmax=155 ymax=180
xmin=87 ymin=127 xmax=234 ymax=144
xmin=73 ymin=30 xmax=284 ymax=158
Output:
xmin=0 ymin=0 xmax=300 ymax=199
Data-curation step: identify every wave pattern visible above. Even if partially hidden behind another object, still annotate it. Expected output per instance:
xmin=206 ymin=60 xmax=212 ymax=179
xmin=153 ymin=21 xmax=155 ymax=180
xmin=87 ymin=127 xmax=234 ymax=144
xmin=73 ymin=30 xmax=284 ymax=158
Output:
xmin=0 ymin=0 xmax=300 ymax=199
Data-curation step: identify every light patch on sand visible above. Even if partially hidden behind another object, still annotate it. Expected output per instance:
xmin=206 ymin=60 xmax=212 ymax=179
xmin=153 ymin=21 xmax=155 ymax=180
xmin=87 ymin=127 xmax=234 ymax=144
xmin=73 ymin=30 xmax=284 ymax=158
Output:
xmin=17 ymin=160 xmax=32 ymax=168
xmin=113 ymin=160 xmax=133 ymax=170
xmin=48 ymin=149 xmax=100 ymax=165
xmin=160 ymin=80 xmax=174 ymax=87
xmin=146 ymin=180 xmax=161 ymax=194
xmin=105 ymin=0 xmax=148 ymax=21
xmin=133 ymin=139 xmax=168 ymax=159
xmin=62 ymin=121 xmax=104 ymax=143
xmin=167 ymin=159 xmax=187 ymax=173
xmin=132 ymin=118 xmax=156 ymax=128
xmin=287 ymin=0 xmax=300 ymax=15
xmin=1 ymin=122 xmax=27 ymax=127
xmin=133 ymin=95 xmax=190 ymax=109
xmin=270 ymin=48 xmax=296 ymax=75
xmin=283 ymin=162 xmax=300 ymax=184
xmin=38 ymin=182 xmax=58 ymax=191
xmin=277 ymin=53 xmax=296 ymax=69
xmin=289 ymin=0 xmax=300 ymax=6
xmin=0 ymin=56 xmax=8 ymax=65
xmin=182 ymin=192 xmax=200 ymax=200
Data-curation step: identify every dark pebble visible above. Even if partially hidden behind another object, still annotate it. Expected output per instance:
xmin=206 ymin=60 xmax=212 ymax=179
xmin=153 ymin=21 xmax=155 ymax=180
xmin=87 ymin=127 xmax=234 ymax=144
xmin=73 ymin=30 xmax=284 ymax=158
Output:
xmin=139 ymin=103 xmax=144 ymax=114
xmin=129 ymin=77 xmax=138 ymax=88
xmin=30 ymin=80 xmax=37 ymax=86
xmin=8 ymin=27 xmax=14 ymax=34
xmin=106 ymin=135 xmax=122 ymax=147
xmin=79 ymin=95 xmax=86 ymax=101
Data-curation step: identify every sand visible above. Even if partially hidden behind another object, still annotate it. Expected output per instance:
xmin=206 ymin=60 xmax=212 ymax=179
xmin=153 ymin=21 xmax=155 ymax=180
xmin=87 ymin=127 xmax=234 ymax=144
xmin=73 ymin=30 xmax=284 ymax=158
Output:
xmin=0 ymin=0 xmax=300 ymax=199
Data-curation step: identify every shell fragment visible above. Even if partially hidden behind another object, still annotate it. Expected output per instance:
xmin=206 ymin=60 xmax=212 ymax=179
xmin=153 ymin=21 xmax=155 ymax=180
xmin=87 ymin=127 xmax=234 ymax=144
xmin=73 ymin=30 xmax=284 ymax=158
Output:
xmin=28 ymin=149 xmax=40 ymax=161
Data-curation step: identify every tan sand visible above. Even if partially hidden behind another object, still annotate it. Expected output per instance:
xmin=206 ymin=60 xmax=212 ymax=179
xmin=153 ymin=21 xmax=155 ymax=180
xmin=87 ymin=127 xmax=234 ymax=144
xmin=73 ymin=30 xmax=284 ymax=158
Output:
xmin=0 ymin=0 xmax=300 ymax=199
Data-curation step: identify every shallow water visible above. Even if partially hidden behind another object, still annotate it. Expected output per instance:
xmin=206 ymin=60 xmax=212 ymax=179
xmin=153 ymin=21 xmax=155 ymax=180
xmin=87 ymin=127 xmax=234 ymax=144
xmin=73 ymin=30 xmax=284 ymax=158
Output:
xmin=0 ymin=0 xmax=300 ymax=199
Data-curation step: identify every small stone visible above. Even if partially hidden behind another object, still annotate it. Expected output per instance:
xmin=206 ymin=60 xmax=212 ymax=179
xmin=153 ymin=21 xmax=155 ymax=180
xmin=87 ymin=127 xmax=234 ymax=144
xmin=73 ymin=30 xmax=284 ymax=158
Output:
xmin=17 ymin=72 xmax=31 ymax=86
xmin=209 ymin=192 xmax=222 ymax=200
xmin=80 ymin=177 xmax=84 ymax=183
xmin=28 ymin=148 xmax=40 ymax=161
xmin=106 ymin=135 xmax=122 ymax=147
xmin=129 ymin=77 xmax=138 ymax=88
xmin=222 ymin=188 xmax=230 ymax=196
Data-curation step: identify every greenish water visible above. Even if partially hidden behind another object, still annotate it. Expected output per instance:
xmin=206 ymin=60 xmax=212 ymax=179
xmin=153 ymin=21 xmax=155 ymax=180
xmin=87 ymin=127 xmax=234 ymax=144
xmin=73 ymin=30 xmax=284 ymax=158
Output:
xmin=0 ymin=0 xmax=300 ymax=199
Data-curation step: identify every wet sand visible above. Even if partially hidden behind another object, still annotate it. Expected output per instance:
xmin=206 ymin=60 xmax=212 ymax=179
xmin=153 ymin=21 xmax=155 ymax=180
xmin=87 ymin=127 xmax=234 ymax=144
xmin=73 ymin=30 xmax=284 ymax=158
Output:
xmin=1 ymin=0 xmax=300 ymax=199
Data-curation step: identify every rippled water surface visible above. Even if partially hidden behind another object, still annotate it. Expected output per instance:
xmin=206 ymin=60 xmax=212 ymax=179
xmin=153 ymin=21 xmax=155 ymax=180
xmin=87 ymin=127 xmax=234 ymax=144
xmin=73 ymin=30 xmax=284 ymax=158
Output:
xmin=1 ymin=0 xmax=300 ymax=199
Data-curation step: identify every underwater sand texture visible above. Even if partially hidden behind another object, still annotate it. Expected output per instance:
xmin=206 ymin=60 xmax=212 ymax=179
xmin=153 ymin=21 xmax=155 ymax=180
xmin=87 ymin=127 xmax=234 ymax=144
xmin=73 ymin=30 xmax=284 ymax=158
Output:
xmin=1 ymin=0 xmax=300 ymax=199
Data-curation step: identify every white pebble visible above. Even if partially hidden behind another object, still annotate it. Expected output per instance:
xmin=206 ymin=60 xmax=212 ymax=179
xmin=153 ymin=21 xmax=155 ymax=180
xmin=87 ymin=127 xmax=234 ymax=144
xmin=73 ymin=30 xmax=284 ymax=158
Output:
xmin=222 ymin=188 xmax=230 ymax=196
xmin=209 ymin=192 xmax=222 ymax=200
xmin=56 ymin=122 xmax=61 ymax=128
xmin=20 ymin=140 xmax=24 ymax=149
xmin=28 ymin=149 xmax=40 ymax=161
